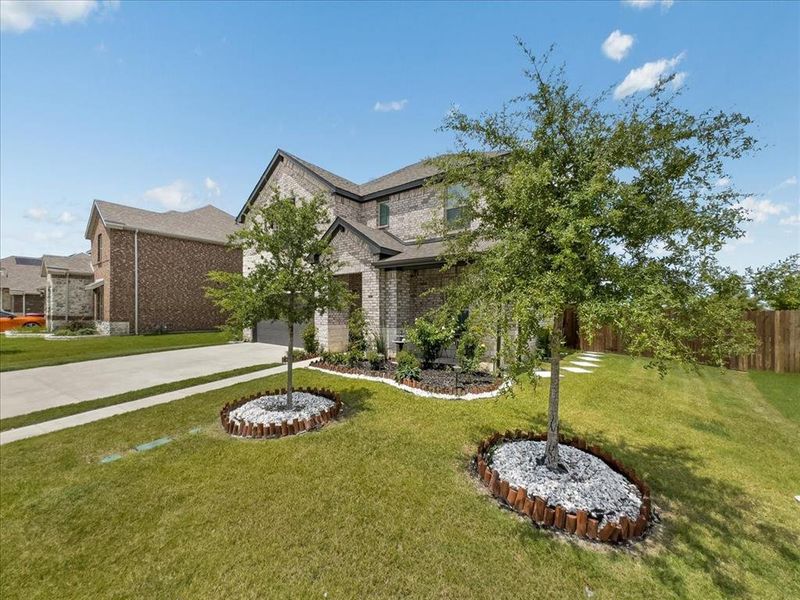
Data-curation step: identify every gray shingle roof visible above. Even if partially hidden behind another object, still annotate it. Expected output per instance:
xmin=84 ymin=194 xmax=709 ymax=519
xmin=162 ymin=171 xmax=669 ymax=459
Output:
xmin=281 ymin=151 xmax=440 ymax=199
xmin=239 ymin=149 xmax=502 ymax=222
xmin=41 ymin=252 xmax=93 ymax=276
xmin=321 ymin=217 xmax=406 ymax=256
xmin=0 ymin=256 xmax=46 ymax=294
xmin=90 ymin=201 xmax=239 ymax=245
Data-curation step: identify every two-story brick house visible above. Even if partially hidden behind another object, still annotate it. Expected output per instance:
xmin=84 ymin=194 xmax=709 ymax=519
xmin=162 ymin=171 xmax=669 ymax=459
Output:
xmin=237 ymin=149 xmax=469 ymax=352
xmin=84 ymin=200 xmax=242 ymax=334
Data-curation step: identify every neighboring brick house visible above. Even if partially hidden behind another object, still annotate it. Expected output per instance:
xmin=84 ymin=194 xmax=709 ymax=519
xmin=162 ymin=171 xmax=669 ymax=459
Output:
xmin=237 ymin=149 xmax=472 ymax=353
xmin=0 ymin=256 xmax=46 ymax=314
xmin=41 ymin=253 xmax=94 ymax=329
xmin=84 ymin=200 xmax=242 ymax=335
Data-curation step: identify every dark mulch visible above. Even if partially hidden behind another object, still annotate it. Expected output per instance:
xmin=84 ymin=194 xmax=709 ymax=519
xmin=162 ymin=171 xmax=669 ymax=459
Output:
xmin=319 ymin=359 xmax=500 ymax=393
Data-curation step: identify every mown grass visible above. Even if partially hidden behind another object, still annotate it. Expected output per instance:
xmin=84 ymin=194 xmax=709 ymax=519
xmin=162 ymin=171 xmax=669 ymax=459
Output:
xmin=0 ymin=363 xmax=280 ymax=432
xmin=1 ymin=355 xmax=798 ymax=599
xmin=0 ymin=331 xmax=232 ymax=371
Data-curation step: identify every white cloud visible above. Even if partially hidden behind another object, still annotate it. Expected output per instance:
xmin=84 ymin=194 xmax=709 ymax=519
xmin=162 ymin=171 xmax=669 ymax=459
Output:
xmin=373 ymin=99 xmax=408 ymax=112
xmin=204 ymin=177 xmax=221 ymax=196
xmin=670 ymin=71 xmax=687 ymax=89
xmin=715 ymin=176 xmax=731 ymax=188
xmin=622 ymin=0 xmax=674 ymax=10
xmin=602 ymin=30 xmax=634 ymax=61
xmin=56 ymin=211 xmax=76 ymax=223
xmin=779 ymin=214 xmax=800 ymax=226
xmin=722 ymin=232 xmax=754 ymax=253
xmin=0 ymin=0 xmax=118 ymax=33
xmin=24 ymin=207 xmax=49 ymax=221
xmin=614 ymin=53 xmax=686 ymax=99
xmin=780 ymin=176 xmax=797 ymax=187
xmin=735 ymin=196 xmax=787 ymax=223
xmin=144 ymin=180 xmax=198 ymax=210
xmin=32 ymin=229 xmax=66 ymax=243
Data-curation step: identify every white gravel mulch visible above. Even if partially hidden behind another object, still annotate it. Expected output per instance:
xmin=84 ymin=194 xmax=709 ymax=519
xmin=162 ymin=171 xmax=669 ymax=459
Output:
xmin=489 ymin=440 xmax=642 ymax=527
xmin=227 ymin=392 xmax=334 ymax=427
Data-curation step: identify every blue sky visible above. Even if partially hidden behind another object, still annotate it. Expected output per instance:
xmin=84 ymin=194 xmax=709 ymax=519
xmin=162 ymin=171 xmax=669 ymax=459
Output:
xmin=1 ymin=0 xmax=797 ymax=273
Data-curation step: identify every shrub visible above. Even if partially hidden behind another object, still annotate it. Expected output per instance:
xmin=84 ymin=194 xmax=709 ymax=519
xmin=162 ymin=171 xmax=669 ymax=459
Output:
xmin=456 ymin=329 xmax=486 ymax=374
xmin=345 ymin=350 xmax=364 ymax=367
xmin=372 ymin=329 xmax=387 ymax=358
xmin=302 ymin=322 xmax=319 ymax=354
xmin=348 ymin=308 xmax=368 ymax=354
xmin=406 ymin=314 xmax=454 ymax=368
xmin=366 ymin=350 xmax=385 ymax=370
xmin=284 ymin=348 xmax=313 ymax=362
xmin=394 ymin=350 xmax=421 ymax=382
xmin=321 ymin=351 xmax=348 ymax=365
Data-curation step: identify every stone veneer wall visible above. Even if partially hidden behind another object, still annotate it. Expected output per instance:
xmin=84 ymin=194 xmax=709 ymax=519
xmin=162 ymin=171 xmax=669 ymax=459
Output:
xmin=45 ymin=273 xmax=93 ymax=328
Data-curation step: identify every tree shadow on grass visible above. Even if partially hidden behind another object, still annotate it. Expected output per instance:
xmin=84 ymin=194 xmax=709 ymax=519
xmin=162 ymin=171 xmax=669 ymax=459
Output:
xmin=618 ymin=439 xmax=798 ymax=598
xmin=475 ymin=415 xmax=799 ymax=597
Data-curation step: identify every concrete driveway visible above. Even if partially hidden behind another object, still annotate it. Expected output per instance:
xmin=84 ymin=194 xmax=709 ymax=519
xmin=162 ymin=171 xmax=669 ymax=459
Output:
xmin=0 ymin=342 xmax=287 ymax=419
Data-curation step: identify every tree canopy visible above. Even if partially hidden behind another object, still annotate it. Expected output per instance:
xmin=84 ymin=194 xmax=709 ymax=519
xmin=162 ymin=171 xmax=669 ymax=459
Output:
xmin=207 ymin=190 xmax=350 ymax=406
xmin=747 ymin=254 xmax=800 ymax=310
xmin=430 ymin=42 xmax=758 ymax=468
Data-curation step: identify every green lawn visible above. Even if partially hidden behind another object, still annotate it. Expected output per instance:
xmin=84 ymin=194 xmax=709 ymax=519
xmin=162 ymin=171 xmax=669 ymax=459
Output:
xmin=1 ymin=355 xmax=798 ymax=599
xmin=0 ymin=331 xmax=232 ymax=371
xmin=0 ymin=363 xmax=279 ymax=432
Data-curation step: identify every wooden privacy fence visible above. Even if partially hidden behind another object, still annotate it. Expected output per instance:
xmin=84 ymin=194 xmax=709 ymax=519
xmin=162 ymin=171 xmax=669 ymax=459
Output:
xmin=575 ymin=310 xmax=800 ymax=374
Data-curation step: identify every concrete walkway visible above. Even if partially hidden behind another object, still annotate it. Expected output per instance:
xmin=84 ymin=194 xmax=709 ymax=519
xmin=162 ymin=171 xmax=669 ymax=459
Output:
xmin=0 ymin=359 xmax=313 ymax=445
xmin=534 ymin=352 xmax=603 ymax=377
xmin=1 ymin=342 xmax=288 ymax=419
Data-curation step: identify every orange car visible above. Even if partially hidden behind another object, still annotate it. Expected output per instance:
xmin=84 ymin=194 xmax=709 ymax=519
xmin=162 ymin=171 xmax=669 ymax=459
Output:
xmin=0 ymin=310 xmax=46 ymax=332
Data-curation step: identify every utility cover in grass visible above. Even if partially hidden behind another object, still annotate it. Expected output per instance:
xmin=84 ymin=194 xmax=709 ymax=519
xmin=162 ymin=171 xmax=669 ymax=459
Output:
xmin=227 ymin=392 xmax=334 ymax=427
xmin=489 ymin=440 xmax=642 ymax=527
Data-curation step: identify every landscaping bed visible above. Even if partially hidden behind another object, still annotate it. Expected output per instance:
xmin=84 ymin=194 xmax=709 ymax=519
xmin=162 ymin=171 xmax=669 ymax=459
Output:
xmin=476 ymin=430 xmax=652 ymax=544
xmin=310 ymin=358 xmax=502 ymax=396
xmin=220 ymin=387 xmax=342 ymax=438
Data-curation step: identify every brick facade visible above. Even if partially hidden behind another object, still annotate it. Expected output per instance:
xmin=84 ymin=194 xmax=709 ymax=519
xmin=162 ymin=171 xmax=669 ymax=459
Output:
xmin=360 ymin=185 xmax=442 ymax=242
xmin=241 ymin=152 xmax=462 ymax=353
xmin=87 ymin=219 xmax=242 ymax=335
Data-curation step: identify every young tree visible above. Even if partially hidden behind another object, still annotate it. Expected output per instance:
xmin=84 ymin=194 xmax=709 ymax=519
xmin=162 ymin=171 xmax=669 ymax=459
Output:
xmin=431 ymin=43 xmax=757 ymax=470
xmin=207 ymin=191 xmax=349 ymax=408
xmin=746 ymin=254 xmax=800 ymax=310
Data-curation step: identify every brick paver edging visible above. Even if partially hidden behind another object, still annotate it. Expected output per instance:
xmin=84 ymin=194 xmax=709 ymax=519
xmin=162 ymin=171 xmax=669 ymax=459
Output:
xmin=476 ymin=430 xmax=652 ymax=544
xmin=220 ymin=387 xmax=342 ymax=439
xmin=309 ymin=360 xmax=505 ymax=399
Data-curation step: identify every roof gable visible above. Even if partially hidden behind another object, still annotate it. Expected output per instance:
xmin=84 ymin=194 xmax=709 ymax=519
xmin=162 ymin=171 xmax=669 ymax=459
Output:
xmin=87 ymin=200 xmax=239 ymax=245
xmin=321 ymin=217 xmax=405 ymax=257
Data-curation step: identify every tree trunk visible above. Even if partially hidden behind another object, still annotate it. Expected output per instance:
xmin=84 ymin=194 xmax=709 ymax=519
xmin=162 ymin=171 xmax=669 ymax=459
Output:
xmin=544 ymin=311 xmax=564 ymax=470
xmin=286 ymin=294 xmax=294 ymax=409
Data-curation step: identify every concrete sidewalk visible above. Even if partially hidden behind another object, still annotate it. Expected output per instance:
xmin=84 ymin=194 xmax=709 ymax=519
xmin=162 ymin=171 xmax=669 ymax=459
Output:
xmin=1 ymin=342 xmax=287 ymax=419
xmin=0 ymin=360 xmax=313 ymax=445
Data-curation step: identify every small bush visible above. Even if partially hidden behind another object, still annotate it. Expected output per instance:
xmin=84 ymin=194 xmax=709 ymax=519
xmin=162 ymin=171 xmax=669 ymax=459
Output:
xmin=348 ymin=308 xmax=368 ymax=354
xmin=406 ymin=315 xmax=454 ymax=368
xmin=457 ymin=329 xmax=486 ymax=374
xmin=345 ymin=350 xmax=364 ymax=367
xmin=372 ymin=329 xmax=387 ymax=358
xmin=53 ymin=323 xmax=96 ymax=336
xmin=366 ymin=350 xmax=385 ymax=370
xmin=302 ymin=322 xmax=319 ymax=354
xmin=321 ymin=351 xmax=348 ymax=365
xmin=284 ymin=348 xmax=313 ymax=362
xmin=394 ymin=350 xmax=421 ymax=382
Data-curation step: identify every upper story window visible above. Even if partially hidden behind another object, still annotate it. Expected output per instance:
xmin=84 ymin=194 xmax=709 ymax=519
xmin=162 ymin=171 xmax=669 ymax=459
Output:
xmin=96 ymin=233 xmax=103 ymax=263
xmin=445 ymin=184 xmax=469 ymax=226
xmin=378 ymin=201 xmax=390 ymax=228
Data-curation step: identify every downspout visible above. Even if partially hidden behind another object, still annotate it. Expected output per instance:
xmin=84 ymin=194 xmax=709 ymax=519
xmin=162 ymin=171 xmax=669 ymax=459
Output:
xmin=65 ymin=271 xmax=70 ymax=323
xmin=134 ymin=229 xmax=139 ymax=335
